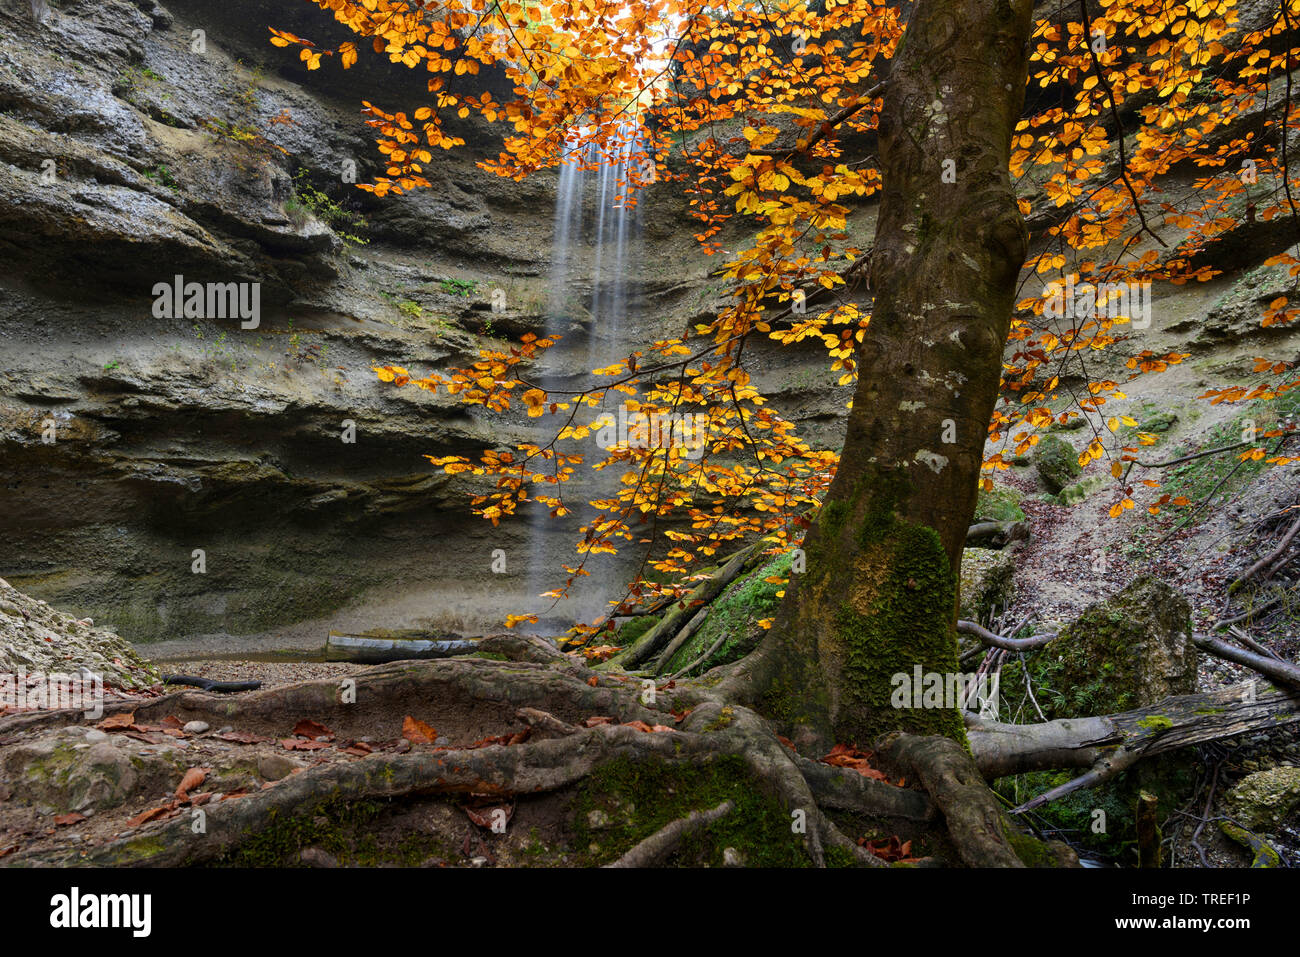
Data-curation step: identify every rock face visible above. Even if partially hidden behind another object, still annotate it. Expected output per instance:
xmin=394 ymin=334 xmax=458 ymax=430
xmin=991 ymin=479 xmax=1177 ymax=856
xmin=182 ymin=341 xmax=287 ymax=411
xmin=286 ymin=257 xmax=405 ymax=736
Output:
xmin=0 ymin=0 xmax=855 ymax=642
xmin=1031 ymin=434 xmax=1082 ymax=495
xmin=1040 ymin=576 xmax=1196 ymax=718
xmin=1226 ymin=767 xmax=1300 ymax=831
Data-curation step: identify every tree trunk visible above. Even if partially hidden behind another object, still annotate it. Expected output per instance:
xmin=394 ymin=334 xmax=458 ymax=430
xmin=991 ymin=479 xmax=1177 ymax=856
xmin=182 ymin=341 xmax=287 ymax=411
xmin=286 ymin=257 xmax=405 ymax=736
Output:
xmin=729 ymin=0 xmax=1035 ymax=751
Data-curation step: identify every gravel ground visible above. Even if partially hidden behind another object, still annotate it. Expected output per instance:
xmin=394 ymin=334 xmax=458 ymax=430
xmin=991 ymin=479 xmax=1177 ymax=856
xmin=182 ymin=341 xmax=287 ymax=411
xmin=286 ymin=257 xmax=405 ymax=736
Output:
xmin=153 ymin=659 xmax=370 ymax=689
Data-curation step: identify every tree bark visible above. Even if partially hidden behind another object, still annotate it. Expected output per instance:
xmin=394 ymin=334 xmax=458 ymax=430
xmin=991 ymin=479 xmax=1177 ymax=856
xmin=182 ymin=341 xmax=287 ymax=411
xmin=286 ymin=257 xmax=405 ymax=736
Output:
xmin=728 ymin=0 xmax=1036 ymax=750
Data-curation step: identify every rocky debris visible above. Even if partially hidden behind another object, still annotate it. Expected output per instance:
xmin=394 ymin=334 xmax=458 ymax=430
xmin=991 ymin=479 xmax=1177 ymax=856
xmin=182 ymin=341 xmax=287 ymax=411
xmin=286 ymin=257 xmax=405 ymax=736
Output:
xmin=1041 ymin=576 xmax=1197 ymax=718
xmin=1031 ymin=434 xmax=1082 ymax=495
xmin=1226 ymin=766 xmax=1300 ymax=832
xmin=959 ymin=548 xmax=1016 ymax=624
xmin=0 ymin=578 xmax=157 ymax=693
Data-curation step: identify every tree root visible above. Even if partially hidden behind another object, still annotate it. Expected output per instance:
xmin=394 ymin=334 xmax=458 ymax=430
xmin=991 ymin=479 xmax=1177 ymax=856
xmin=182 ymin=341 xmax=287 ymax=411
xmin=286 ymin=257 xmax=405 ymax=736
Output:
xmin=604 ymin=800 xmax=736 ymax=867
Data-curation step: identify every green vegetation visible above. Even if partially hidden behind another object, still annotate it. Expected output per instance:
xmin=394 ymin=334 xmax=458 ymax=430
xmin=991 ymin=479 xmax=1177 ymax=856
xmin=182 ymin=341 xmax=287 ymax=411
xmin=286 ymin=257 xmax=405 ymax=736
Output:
xmin=571 ymin=755 xmax=810 ymax=867
xmin=439 ymin=278 xmax=479 ymax=297
xmin=285 ymin=168 xmax=369 ymax=247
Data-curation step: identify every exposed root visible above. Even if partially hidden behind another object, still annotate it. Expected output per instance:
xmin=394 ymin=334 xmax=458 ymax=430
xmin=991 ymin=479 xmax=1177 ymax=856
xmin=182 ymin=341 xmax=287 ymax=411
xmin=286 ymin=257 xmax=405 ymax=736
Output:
xmin=604 ymin=800 xmax=736 ymax=867
xmin=880 ymin=733 xmax=1042 ymax=867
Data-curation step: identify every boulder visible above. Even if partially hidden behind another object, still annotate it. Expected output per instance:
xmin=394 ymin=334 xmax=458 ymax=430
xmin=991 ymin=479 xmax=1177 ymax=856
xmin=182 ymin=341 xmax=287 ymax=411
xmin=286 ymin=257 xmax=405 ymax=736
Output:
xmin=1040 ymin=576 xmax=1196 ymax=718
xmin=974 ymin=484 xmax=1026 ymax=523
xmin=1055 ymin=475 xmax=1105 ymax=506
xmin=1031 ymin=434 xmax=1082 ymax=494
xmin=1226 ymin=767 xmax=1300 ymax=831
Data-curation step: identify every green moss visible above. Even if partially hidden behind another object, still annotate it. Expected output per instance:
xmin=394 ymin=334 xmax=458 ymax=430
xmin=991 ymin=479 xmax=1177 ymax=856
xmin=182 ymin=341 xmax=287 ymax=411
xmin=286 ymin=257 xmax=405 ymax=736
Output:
xmin=664 ymin=553 xmax=793 ymax=675
xmin=571 ymin=755 xmax=810 ymax=867
xmin=1001 ymin=819 xmax=1059 ymax=867
xmin=1136 ymin=715 xmax=1173 ymax=732
xmin=1031 ymin=434 xmax=1082 ymax=494
xmin=835 ymin=520 xmax=965 ymax=746
xmin=212 ymin=793 xmax=449 ymax=867
xmin=974 ymin=484 xmax=1025 ymax=523
xmin=617 ymin=614 xmax=661 ymax=647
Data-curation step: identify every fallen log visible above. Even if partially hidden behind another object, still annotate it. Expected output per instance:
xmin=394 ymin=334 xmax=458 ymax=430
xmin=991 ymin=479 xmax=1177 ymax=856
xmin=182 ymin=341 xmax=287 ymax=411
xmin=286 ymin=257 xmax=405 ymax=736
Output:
xmin=605 ymin=542 xmax=761 ymax=671
xmin=967 ymin=683 xmax=1300 ymax=811
xmin=966 ymin=520 xmax=1028 ymax=548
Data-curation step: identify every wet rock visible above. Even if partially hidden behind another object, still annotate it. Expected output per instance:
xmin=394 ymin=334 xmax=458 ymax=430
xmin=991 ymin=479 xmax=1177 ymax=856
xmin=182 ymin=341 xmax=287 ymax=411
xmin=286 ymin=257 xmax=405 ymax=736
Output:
xmin=183 ymin=721 xmax=210 ymax=735
xmin=1055 ymin=475 xmax=1106 ymax=507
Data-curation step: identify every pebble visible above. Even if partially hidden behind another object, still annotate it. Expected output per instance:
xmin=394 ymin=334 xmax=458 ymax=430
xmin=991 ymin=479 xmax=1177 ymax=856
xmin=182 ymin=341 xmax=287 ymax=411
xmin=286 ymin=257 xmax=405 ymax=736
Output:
xmin=217 ymin=726 xmax=233 ymax=735
xmin=83 ymin=728 xmax=108 ymax=743
xmin=183 ymin=721 xmax=210 ymax=735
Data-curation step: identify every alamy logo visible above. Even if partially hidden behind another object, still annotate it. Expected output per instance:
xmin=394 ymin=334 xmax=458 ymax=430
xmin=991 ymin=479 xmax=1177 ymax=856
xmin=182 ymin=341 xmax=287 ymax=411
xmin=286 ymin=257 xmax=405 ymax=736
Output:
xmin=1 ymin=667 xmax=102 ymax=718
xmin=152 ymin=274 xmax=260 ymax=329
xmin=891 ymin=666 xmax=999 ymax=718
xmin=49 ymin=887 xmax=151 ymax=937
xmin=593 ymin=405 xmax=710 ymax=461
xmin=1042 ymin=276 xmax=1151 ymax=329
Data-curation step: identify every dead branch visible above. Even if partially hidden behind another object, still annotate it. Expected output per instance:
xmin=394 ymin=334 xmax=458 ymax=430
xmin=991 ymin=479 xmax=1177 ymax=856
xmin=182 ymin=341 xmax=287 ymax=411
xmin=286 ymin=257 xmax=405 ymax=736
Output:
xmin=957 ymin=619 xmax=1057 ymax=652
xmin=1192 ymin=632 xmax=1300 ymax=690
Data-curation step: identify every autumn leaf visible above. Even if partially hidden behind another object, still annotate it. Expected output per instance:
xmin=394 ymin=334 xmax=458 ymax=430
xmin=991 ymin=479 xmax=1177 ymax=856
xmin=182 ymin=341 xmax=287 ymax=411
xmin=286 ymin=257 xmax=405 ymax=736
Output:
xmin=175 ymin=767 xmax=208 ymax=800
xmin=292 ymin=719 xmax=333 ymax=740
xmin=402 ymin=715 xmax=438 ymax=743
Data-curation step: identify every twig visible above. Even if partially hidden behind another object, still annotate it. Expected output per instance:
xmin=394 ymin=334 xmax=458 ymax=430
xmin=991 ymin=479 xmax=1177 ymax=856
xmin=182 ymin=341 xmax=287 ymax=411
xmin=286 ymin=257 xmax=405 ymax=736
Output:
xmin=1229 ymin=510 xmax=1300 ymax=593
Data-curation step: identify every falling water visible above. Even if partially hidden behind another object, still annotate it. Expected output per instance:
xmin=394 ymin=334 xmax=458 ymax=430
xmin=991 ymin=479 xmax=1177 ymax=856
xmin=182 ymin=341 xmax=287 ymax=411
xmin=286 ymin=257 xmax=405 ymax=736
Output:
xmin=527 ymin=120 xmax=649 ymax=633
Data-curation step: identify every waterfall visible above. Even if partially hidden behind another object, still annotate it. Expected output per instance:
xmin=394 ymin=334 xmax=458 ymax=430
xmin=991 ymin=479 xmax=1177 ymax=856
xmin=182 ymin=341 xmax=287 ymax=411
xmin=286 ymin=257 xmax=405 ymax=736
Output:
xmin=527 ymin=120 xmax=649 ymax=633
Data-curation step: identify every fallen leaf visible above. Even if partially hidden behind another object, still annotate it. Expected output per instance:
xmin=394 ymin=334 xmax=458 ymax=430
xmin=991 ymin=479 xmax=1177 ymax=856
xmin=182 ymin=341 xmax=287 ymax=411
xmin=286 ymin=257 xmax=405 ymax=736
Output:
xmin=97 ymin=711 xmax=135 ymax=730
xmin=125 ymin=804 xmax=176 ymax=829
xmin=160 ymin=715 xmax=184 ymax=730
xmin=0 ymin=844 xmax=17 ymax=859
xmin=586 ymin=676 xmax=599 ymax=687
xmin=582 ymin=716 xmax=614 ymax=727
xmin=292 ymin=719 xmax=333 ymax=740
xmin=281 ymin=738 xmax=330 ymax=751
xmin=53 ymin=813 xmax=85 ymax=826
xmin=175 ymin=767 xmax=208 ymax=800
xmin=464 ymin=803 xmax=514 ymax=829
xmin=402 ymin=716 xmax=438 ymax=743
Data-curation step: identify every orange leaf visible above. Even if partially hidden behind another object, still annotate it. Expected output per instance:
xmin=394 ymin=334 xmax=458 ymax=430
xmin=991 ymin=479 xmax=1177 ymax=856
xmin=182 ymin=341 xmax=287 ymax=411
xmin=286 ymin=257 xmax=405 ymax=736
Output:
xmin=402 ymin=715 xmax=438 ymax=743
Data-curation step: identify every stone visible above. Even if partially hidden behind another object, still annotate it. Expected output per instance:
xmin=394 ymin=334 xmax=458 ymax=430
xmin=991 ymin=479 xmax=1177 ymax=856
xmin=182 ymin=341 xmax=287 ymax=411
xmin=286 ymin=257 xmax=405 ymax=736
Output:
xmin=257 ymin=755 xmax=296 ymax=782
xmin=722 ymin=847 xmax=745 ymax=867
xmin=1055 ymin=475 xmax=1106 ymax=507
xmin=182 ymin=721 xmax=210 ymax=735
xmin=299 ymin=846 xmax=340 ymax=868
xmin=1042 ymin=576 xmax=1196 ymax=718
xmin=1031 ymin=434 xmax=1082 ymax=494
xmin=83 ymin=729 xmax=108 ymax=743
xmin=959 ymin=548 xmax=1016 ymax=623
xmin=586 ymin=809 xmax=610 ymax=829
xmin=1226 ymin=767 xmax=1300 ymax=831
xmin=974 ymin=484 xmax=1026 ymax=523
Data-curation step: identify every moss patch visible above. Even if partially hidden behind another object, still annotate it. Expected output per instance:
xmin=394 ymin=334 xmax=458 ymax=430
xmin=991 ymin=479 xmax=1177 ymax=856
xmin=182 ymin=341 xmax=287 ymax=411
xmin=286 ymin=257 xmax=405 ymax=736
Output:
xmin=570 ymin=755 xmax=810 ymax=867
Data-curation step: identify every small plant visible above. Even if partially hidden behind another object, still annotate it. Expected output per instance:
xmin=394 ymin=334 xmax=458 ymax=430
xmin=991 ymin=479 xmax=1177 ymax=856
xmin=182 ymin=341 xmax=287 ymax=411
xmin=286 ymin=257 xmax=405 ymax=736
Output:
xmin=141 ymin=164 xmax=179 ymax=191
xmin=398 ymin=300 xmax=424 ymax=318
xmin=285 ymin=168 xmax=368 ymax=247
xmin=439 ymin=278 xmax=478 ymax=297
xmin=102 ymin=359 xmax=120 ymax=372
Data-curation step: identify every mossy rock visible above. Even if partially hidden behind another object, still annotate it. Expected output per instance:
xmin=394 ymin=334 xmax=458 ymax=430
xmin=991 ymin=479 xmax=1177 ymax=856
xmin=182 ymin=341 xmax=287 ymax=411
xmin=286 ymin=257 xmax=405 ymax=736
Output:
xmin=1226 ymin=767 xmax=1300 ymax=831
xmin=1055 ymin=475 xmax=1105 ymax=506
xmin=974 ymin=484 xmax=1026 ymax=523
xmin=1031 ymin=434 xmax=1082 ymax=494
xmin=1036 ymin=576 xmax=1196 ymax=719
xmin=959 ymin=548 xmax=1015 ymax=623
xmin=1140 ymin=411 xmax=1178 ymax=433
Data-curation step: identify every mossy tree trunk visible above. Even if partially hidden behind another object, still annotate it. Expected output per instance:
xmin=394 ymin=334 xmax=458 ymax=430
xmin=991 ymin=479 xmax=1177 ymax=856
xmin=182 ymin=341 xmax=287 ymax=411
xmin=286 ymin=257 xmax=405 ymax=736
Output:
xmin=730 ymin=0 xmax=1035 ymax=751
